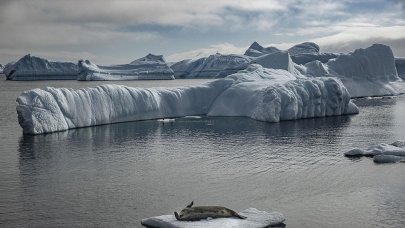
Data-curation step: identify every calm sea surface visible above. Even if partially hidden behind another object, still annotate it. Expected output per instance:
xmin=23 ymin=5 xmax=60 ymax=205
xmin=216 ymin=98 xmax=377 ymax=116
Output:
xmin=1 ymin=78 xmax=405 ymax=228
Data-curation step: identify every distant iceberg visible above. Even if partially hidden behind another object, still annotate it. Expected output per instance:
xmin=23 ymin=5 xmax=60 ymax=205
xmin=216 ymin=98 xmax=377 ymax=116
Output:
xmin=244 ymin=41 xmax=337 ymax=65
xmin=78 ymin=54 xmax=174 ymax=80
xmin=301 ymin=44 xmax=403 ymax=97
xmin=171 ymin=53 xmax=251 ymax=79
xmin=395 ymin=57 xmax=405 ymax=80
xmin=3 ymin=54 xmax=79 ymax=80
xmin=244 ymin=41 xmax=281 ymax=57
xmin=16 ymin=64 xmax=358 ymax=134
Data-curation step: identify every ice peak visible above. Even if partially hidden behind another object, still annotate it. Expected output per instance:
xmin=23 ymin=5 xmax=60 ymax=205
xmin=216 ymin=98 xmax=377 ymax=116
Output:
xmin=130 ymin=53 xmax=166 ymax=64
xmin=288 ymin=42 xmax=320 ymax=55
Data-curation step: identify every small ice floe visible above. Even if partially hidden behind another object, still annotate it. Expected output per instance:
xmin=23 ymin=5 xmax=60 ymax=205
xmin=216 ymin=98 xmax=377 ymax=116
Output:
xmin=373 ymin=155 xmax=402 ymax=163
xmin=157 ymin=118 xmax=175 ymax=123
xmin=182 ymin=116 xmax=202 ymax=119
xmin=345 ymin=141 xmax=405 ymax=164
xmin=141 ymin=207 xmax=285 ymax=228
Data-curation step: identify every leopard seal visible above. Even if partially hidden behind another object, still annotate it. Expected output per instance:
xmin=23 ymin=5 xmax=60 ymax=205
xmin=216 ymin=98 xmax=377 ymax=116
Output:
xmin=174 ymin=201 xmax=246 ymax=221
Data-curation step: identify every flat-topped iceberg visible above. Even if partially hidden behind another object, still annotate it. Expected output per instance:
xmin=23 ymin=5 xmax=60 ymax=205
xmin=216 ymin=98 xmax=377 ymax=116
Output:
xmin=16 ymin=64 xmax=358 ymax=134
xmin=78 ymin=54 xmax=174 ymax=80
xmin=302 ymin=44 xmax=402 ymax=97
xmin=4 ymin=54 xmax=79 ymax=80
xmin=171 ymin=53 xmax=251 ymax=78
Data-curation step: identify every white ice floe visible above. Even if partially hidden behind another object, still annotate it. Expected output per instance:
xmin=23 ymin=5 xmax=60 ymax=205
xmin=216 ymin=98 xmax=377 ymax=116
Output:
xmin=141 ymin=208 xmax=285 ymax=228
xmin=171 ymin=53 xmax=251 ymax=78
xmin=395 ymin=57 xmax=405 ymax=80
xmin=78 ymin=54 xmax=174 ymax=80
xmin=16 ymin=64 xmax=358 ymax=134
xmin=345 ymin=141 xmax=405 ymax=163
xmin=4 ymin=54 xmax=79 ymax=80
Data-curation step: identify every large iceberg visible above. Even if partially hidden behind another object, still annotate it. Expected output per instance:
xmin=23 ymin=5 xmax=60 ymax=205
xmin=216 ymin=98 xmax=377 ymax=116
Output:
xmin=301 ymin=44 xmax=403 ymax=97
xmin=3 ymin=54 xmax=79 ymax=80
xmin=170 ymin=53 xmax=251 ymax=78
xmin=78 ymin=54 xmax=174 ymax=80
xmin=16 ymin=64 xmax=358 ymax=134
xmin=395 ymin=57 xmax=405 ymax=80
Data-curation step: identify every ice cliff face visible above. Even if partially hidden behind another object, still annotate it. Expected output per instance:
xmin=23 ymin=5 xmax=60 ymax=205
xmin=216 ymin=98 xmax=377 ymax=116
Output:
xmin=16 ymin=64 xmax=358 ymax=134
xmin=78 ymin=54 xmax=174 ymax=80
xmin=171 ymin=53 xmax=251 ymax=78
xmin=395 ymin=58 xmax=405 ymax=80
xmin=4 ymin=54 xmax=79 ymax=80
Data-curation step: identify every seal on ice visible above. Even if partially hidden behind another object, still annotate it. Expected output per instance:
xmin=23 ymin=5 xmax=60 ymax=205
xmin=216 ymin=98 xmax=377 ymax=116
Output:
xmin=174 ymin=201 xmax=246 ymax=221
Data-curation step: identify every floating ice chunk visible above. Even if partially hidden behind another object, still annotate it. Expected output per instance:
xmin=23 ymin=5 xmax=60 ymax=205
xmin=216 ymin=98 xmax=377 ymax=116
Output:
xmin=366 ymin=143 xmax=405 ymax=156
xmin=16 ymin=64 xmax=358 ymax=134
xmin=157 ymin=118 xmax=175 ymax=123
xmin=373 ymin=155 xmax=402 ymax=163
xmin=171 ymin=53 xmax=251 ymax=78
xmin=141 ymin=208 xmax=285 ymax=228
xmin=78 ymin=54 xmax=174 ymax=80
xmin=344 ymin=148 xmax=366 ymax=157
xmin=4 ymin=54 xmax=79 ymax=80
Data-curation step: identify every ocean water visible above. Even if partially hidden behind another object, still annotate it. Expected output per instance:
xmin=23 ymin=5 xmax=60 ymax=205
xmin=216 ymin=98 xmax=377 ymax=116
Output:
xmin=1 ymin=78 xmax=405 ymax=228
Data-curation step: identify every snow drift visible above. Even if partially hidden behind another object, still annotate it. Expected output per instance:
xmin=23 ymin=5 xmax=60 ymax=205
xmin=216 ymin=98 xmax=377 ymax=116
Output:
xmin=171 ymin=53 xmax=251 ymax=78
xmin=78 ymin=54 xmax=174 ymax=80
xmin=3 ymin=54 xmax=79 ymax=80
xmin=16 ymin=64 xmax=358 ymax=134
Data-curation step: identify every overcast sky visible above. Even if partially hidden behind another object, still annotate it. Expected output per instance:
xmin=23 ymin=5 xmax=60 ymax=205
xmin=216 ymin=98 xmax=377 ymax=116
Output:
xmin=0 ymin=0 xmax=404 ymax=65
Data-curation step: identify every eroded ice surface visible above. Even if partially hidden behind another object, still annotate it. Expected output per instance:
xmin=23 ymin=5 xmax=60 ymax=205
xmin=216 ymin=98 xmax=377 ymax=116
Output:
xmin=141 ymin=208 xmax=285 ymax=228
xmin=171 ymin=53 xmax=251 ymax=78
xmin=4 ymin=54 xmax=79 ymax=80
xmin=16 ymin=64 xmax=358 ymax=134
xmin=78 ymin=54 xmax=174 ymax=80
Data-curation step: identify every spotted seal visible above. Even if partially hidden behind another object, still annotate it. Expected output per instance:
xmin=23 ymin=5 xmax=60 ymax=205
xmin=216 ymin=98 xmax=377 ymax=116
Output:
xmin=174 ymin=201 xmax=246 ymax=221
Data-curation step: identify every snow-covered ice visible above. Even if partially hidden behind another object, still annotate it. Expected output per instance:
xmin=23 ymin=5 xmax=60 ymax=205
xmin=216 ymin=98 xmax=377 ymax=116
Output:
xmin=141 ymin=208 xmax=285 ymax=228
xmin=78 ymin=54 xmax=174 ymax=80
xmin=171 ymin=53 xmax=251 ymax=78
xmin=244 ymin=41 xmax=281 ymax=58
xmin=345 ymin=141 xmax=405 ymax=163
xmin=16 ymin=64 xmax=358 ymax=134
xmin=395 ymin=57 xmax=405 ymax=80
xmin=4 ymin=54 xmax=79 ymax=80
xmin=301 ymin=44 xmax=403 ymax=97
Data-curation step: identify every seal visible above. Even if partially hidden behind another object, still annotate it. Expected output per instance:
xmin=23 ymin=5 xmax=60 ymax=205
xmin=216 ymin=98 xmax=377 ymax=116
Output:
xmin=174 ymin=201 xmax=247 ymax=221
